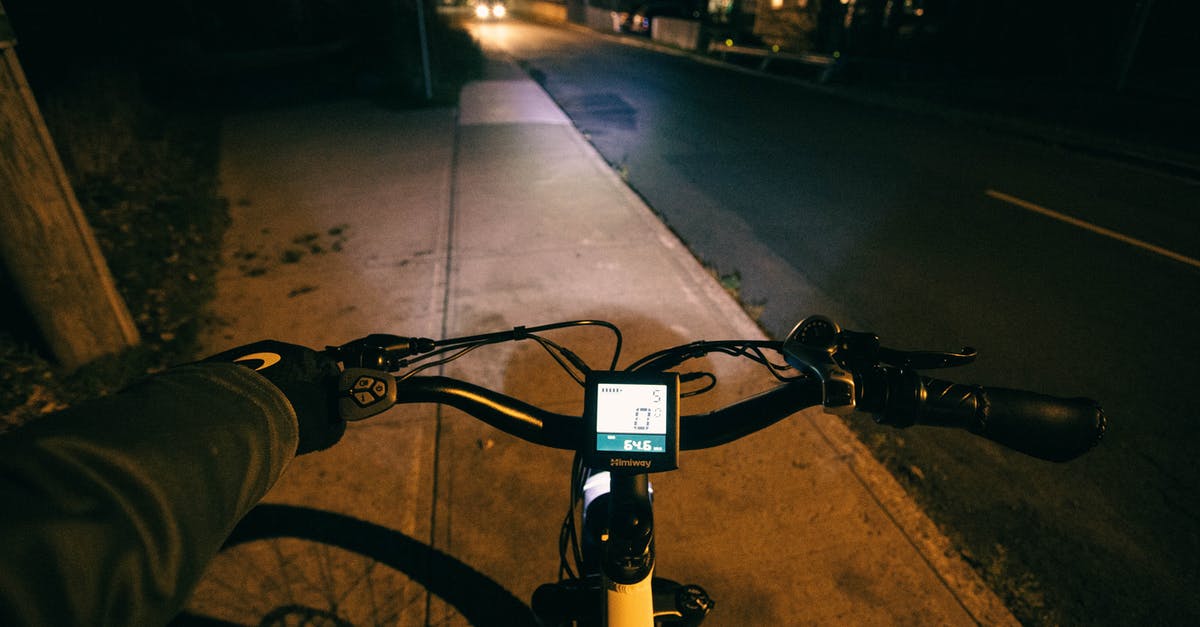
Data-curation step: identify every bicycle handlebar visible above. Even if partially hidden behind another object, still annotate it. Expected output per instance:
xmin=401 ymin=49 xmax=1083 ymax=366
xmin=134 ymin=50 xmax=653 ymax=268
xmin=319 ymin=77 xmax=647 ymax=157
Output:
xmin=330 ymin=318 xmax=1104 ymax=463
xmin=393 ymin=376 xmax=822 ymax=451
xmin=393 ymin=371 xmax=1103 ymax=462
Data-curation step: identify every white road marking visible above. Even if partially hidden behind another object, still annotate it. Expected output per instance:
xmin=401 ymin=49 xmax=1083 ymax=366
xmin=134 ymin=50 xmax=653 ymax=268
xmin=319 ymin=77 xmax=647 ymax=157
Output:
xmin=985 ymin=189 xmax=1200 ymax=270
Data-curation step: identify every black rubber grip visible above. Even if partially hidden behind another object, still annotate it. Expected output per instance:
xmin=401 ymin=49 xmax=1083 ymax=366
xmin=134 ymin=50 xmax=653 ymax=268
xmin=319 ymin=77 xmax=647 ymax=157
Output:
xmin=919 ymin=378 xmax=1106 ymax=462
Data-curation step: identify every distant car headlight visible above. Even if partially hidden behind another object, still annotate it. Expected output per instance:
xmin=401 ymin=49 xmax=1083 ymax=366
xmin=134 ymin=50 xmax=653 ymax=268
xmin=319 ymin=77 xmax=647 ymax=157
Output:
xmin=492 ymin=3 xmax=506 ymax=17
xmin=475 ymin=4 xmax=491 ymax=18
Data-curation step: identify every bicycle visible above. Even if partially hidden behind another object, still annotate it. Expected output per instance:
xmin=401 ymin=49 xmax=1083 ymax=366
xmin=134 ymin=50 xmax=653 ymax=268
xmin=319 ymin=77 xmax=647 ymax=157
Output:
xmin=182 ymin=315 xmax=1105 ymax=626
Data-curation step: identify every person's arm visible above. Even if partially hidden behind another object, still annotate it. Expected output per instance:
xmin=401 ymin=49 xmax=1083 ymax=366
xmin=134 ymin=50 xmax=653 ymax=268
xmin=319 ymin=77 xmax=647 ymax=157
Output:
xmin=0 ymin=362 xmax=298 ymax=626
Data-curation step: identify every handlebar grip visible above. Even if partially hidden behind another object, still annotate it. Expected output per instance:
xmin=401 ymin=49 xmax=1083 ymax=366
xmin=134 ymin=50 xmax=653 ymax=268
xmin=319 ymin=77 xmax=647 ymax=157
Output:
xmin=917 ymin=378 xmax=1106 ymax=462
xmin=864 ymin=369 xmax=1106 ymax=462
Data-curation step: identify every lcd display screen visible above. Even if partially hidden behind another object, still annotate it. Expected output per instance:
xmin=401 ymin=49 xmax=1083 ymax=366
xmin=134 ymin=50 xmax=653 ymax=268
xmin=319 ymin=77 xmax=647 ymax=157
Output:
xmin=595 ymin=382 xmax=670 ymax=453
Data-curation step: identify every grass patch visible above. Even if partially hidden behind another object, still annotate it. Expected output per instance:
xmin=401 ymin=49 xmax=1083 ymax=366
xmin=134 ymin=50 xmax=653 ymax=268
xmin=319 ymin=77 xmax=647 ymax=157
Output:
xmin=706 ymin=265 xmax=766 ymax=322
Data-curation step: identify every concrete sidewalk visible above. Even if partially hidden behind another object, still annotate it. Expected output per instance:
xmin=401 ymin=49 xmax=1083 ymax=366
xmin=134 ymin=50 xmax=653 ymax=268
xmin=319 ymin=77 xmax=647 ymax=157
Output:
xmin=182 ymin=58 xmax=1017 ymax=626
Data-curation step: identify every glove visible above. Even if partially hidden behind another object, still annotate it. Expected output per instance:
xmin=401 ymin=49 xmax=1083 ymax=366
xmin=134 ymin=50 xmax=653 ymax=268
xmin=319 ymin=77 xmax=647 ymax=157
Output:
xmin=207 ymin=340 xmax=345 ymax=454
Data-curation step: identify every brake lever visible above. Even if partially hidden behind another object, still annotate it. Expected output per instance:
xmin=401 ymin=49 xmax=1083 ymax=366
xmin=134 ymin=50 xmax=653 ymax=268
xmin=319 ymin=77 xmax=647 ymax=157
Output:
xmin=878 ymin=346 xmax=977 ymax=370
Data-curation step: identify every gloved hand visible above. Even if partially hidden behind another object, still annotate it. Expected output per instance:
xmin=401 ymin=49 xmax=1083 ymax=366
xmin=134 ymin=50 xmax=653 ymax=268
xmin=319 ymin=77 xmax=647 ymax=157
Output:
xmin=206 ymin=340 xmax=345 ymax=454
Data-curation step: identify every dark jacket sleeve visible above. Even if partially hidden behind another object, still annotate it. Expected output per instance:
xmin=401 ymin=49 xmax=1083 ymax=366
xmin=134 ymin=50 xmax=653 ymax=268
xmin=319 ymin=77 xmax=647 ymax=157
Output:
xmin=0 ymin=362 xmax=298 ymax=626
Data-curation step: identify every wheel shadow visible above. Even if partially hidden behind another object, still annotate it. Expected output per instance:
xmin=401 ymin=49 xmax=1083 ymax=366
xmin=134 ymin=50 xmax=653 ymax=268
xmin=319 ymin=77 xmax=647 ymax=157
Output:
xmin=172 ymin=503 xmax=536 ymax=626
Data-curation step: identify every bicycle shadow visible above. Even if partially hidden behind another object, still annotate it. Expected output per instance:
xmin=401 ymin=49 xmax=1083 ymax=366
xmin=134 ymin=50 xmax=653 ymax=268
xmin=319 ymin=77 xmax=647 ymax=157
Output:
xmin=172 ymin=503 xmax=536 ymax=626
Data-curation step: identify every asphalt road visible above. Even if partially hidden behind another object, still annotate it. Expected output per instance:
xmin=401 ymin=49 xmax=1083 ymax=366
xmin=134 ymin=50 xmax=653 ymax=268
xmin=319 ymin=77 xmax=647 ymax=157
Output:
xmin=465 ymin=18 xmax=1200 ymax=625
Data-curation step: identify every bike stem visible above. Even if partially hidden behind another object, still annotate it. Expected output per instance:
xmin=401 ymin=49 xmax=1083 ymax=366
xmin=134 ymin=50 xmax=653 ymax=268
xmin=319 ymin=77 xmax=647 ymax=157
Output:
xmin=579 ymin=471 xmax=656 ymax=626
xmin=602 ymin=474 xmax=655 ymax=585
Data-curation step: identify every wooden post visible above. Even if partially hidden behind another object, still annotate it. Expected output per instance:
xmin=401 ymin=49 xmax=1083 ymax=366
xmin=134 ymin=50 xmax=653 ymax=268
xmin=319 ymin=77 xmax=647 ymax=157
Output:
xmin=0 ymin=2 xmax=140 ymax=369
